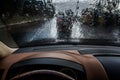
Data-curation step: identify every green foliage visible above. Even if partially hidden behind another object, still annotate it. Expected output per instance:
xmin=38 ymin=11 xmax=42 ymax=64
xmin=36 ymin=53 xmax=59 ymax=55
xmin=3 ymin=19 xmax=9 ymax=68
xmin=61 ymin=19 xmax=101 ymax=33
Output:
xmin=0 ymin=0 xmax=55 ymax=25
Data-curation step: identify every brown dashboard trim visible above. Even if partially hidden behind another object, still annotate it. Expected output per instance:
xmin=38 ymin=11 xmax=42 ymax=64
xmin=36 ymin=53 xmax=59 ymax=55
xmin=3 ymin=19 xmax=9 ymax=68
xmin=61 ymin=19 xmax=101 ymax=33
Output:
xmin=0 ymin=50 xmax=108 ymax=80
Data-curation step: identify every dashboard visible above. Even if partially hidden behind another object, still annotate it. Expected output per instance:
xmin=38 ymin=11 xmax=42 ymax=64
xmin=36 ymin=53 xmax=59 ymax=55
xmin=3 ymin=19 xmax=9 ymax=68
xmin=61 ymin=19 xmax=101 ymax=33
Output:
xmin=0 ymin=45 xmax=120 ymax=80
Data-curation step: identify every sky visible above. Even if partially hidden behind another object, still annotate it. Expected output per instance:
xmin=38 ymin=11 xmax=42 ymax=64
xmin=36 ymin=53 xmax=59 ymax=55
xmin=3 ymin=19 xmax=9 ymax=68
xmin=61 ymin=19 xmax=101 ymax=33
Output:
xmin=52 ymin=0 xmax=120 ymax=9
xmin=52 ymin=0 xmax=93 ymax=3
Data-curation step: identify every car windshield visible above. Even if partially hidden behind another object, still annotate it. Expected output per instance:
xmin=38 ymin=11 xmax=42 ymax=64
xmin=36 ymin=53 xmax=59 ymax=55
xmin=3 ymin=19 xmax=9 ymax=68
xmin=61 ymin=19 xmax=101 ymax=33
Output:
xmin=0 ymin=0 xmax=120 ymax=47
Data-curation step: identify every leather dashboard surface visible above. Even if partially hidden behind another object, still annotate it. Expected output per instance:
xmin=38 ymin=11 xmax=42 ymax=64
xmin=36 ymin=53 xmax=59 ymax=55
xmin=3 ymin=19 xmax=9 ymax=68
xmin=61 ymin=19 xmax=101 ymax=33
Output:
xmin=0 ymin=50 xmax=108 ymax=80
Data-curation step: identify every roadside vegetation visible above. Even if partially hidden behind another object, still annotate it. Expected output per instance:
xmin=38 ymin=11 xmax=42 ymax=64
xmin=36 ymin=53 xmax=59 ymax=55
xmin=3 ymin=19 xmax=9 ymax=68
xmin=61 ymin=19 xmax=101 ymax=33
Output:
xmin=0 ymin=0 xmax=55 ymax=26
xmin=4 ymin=15 xmax=43 ymax=25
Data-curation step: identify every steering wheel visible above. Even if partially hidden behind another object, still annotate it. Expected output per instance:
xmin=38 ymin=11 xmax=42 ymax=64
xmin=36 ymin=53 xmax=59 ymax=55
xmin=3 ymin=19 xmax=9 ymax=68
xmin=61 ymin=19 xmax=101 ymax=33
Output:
xmin=10 ymin=70 xmax=75 ymax=80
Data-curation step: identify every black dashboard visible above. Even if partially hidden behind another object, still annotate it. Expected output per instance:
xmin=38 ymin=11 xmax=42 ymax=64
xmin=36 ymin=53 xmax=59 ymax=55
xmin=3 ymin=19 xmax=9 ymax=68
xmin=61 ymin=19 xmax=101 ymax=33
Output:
xmin=15 ymin=45 xmax=120 ymax=54
xmin=96 ymin=56 xmax=120 ymax=80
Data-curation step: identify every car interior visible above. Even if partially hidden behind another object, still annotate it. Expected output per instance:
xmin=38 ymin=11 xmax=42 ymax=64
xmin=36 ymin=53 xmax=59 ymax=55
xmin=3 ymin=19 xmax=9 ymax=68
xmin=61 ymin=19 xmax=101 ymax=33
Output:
xmin=0 ymin=41 xmax=120 ymax=80
xmin=0 ymin=0 xmax=120 ymax=80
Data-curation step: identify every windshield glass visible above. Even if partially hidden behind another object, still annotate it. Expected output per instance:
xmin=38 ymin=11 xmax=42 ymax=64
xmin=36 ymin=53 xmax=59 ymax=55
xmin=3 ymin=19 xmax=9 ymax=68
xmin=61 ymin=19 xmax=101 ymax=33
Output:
xmin=0 ymin=0 xmax=120 ymax=47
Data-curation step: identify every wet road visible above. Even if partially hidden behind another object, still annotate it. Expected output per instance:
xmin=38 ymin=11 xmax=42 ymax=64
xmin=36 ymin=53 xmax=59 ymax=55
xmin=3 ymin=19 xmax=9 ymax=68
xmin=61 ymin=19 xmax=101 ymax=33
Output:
xmin=6 ymin=1 xmax=120 ymax=46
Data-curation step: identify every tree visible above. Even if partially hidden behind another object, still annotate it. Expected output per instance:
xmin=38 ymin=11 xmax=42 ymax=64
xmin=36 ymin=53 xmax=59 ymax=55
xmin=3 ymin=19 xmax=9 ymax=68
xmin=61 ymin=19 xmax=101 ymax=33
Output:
xmin=0 ymin=0 xmax=16 ymax=17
